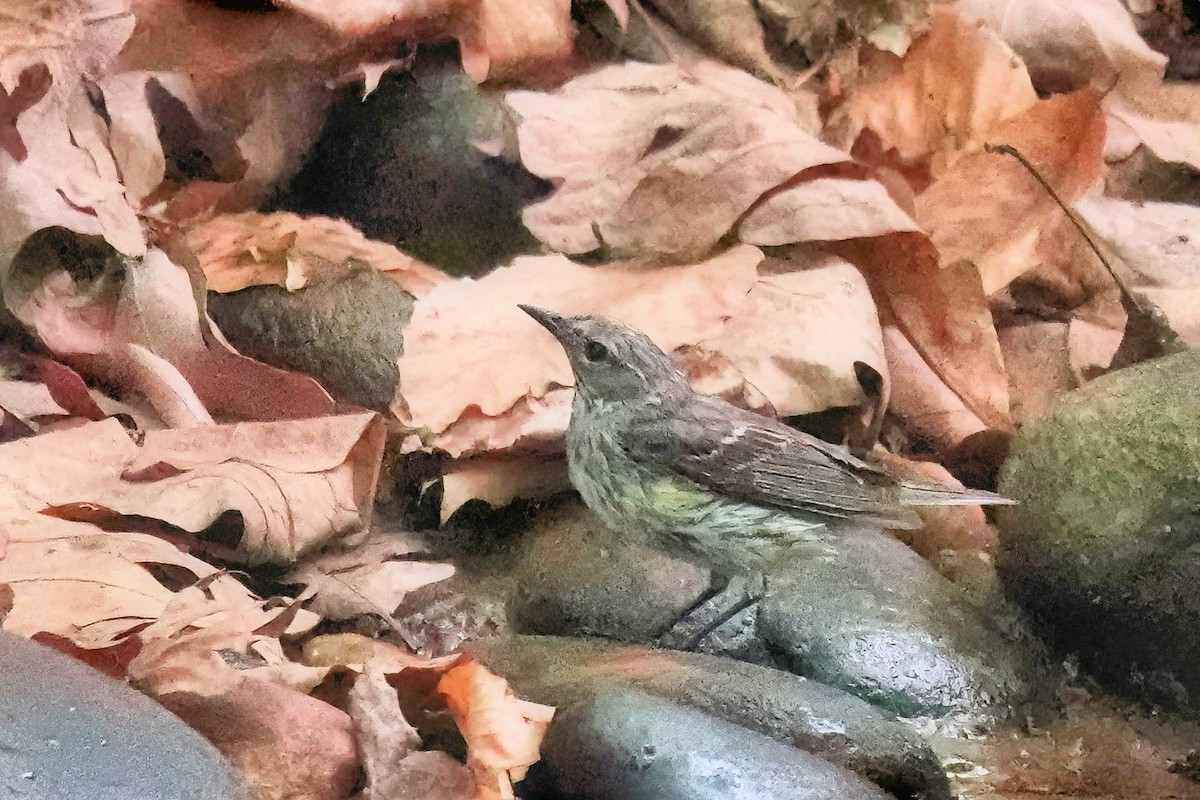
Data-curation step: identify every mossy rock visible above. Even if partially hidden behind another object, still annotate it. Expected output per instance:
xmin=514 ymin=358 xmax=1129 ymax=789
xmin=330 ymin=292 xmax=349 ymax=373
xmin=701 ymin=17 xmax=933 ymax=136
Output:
xmin=998 ymin=348 xmax=1200 ymax=707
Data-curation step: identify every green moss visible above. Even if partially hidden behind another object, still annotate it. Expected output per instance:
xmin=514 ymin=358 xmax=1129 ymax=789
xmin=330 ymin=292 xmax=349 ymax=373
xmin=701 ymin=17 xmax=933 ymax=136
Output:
xmin=998 ymin=349 xmax=1200 ymax=703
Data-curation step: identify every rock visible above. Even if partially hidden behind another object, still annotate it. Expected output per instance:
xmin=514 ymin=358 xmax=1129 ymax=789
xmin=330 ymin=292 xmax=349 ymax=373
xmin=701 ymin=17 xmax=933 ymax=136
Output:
xmin=208 ymin=268 xmax=412 ymax=413
xmin=998 ymin=348 xmax=1200 ymax=707
xmin=160 ymin=676 xmax=359 ymax=800
xmin=472 ymin=635 xmax=952 ymax=800
xmin=507 ymin=500 xmax=710 ymax=642
xmin=757 ymin=529 xmax=1034 ymax=719
xmin=0 ymin=630 xmax=251 ymax=800
xmin=504 ymin=499 xmax=1033 ymax=719
xmin=521 ymin=686 xmax=892 ymax=800
xmin=277 ymin=46 xmax=545 ymax=277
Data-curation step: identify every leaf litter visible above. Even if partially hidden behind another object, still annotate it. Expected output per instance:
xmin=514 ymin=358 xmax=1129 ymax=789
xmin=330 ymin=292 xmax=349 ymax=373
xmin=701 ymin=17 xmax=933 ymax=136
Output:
xmin=1 ymin=0 xmax=1200 ymax=797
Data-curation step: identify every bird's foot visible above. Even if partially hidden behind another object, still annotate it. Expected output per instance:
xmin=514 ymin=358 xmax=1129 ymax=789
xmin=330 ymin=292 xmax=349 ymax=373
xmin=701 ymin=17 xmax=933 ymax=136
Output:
xmin=655 ymin=571 xmax=766 ymax=651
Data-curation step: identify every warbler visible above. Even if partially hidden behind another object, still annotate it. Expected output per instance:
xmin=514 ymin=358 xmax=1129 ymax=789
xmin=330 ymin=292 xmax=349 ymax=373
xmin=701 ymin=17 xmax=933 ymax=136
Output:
xmin=520 ymin=305 xmax=1011 ymax=575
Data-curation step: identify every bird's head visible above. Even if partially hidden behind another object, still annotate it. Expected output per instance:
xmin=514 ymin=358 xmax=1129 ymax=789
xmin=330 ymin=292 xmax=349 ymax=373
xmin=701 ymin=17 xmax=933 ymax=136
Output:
xmin=519 ymin=305 xmax=689 ymax=406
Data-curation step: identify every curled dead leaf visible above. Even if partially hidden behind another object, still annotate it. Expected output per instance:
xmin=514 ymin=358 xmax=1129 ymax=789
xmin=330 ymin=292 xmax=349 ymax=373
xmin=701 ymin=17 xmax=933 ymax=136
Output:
xmin=185 ymin=211 xmax=449 ymax=297
xmin=438 ymin=658 xmax=555 ymax=800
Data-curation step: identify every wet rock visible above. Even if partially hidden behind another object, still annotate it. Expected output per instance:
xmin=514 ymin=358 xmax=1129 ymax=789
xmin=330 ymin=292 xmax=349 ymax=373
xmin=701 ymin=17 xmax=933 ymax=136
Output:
xmin=503 ymin=499 xmax=1033 ymax=719
xmin=758 ymin=529 xmax=1034 ymax=719
xmin=277 ymin=46 xmax=545 ymax=277
xmin=208 ymin=268 xmax=412 ymax=412
xmin=507 ymin=500 xmax=710 ymax=642
xmin=0 ymin=631 xmax=251 ymax=800
xmin=473 ymin=635 xmax=952 ymax=800
xmin=521 ymin=686 xmax=891 ymax=800
xmin=998 ymin=348 xmax=1200 ymax=707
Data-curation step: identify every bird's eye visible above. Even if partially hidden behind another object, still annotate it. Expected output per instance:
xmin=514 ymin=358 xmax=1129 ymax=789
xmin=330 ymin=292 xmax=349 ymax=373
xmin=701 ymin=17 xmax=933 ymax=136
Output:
xmin=583 ymin=339 xmax=609 ymax=362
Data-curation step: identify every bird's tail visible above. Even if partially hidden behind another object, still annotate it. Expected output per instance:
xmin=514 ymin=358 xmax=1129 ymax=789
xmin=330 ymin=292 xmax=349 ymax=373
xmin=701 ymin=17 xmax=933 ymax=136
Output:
xmin=897 ymin=481 xmax=1015 ymax=507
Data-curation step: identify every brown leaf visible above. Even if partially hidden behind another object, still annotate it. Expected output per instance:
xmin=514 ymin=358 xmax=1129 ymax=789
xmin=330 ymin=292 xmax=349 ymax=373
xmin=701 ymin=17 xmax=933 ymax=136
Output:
xmin=288 ymin=529 xmax=455 ymax=621
xmin=185 ymin=211 xmax=449 ymax=297
xmin=832 ymin=234 xmax=1011 ymax=434
xmin=6 ymin=243 xmax=336 ymax=425
xmin=1107 ymin=83 xmax=1200 ymax=174
xmin=916 ymin=87 xmax=1107 ymax=294
xmin=273 ymin=0 xmax=575 ymax=83
xmin=440 ymin=454 xmax=571 ymax=521
xmin=879 ymin=323 xmax=989 ymax=450
xmin=438 ymin=658 xmax=554 ymax=800
xmin=1077 ymin=196 xmax=1200 ymax=346
xmin=0 ymin=426 xmax=311 ymax=692
xmin=459 ymin=0 xmax=576 ymax=83
xmin=828 ymin=7 xmax=1037 ymax=169
xmin=0 ymin=3 xmax=144 ymax=272
xmin=1 ymin=413 xmax=384 ymax=565
xmin=737 ymin=172 xmax=922 ymax=246
xmin=0 ymin=63 xmax=51 ymax=161
xmin=350 ymin=662 xmax=475 ymax=800
xmin=508 ymin=60 xmax=845 ymax=260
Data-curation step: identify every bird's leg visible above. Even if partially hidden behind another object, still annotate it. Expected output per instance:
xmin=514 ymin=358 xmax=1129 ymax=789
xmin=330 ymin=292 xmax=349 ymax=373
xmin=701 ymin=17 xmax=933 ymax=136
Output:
xmin=655 ymin=570 xmax=767 ymax=651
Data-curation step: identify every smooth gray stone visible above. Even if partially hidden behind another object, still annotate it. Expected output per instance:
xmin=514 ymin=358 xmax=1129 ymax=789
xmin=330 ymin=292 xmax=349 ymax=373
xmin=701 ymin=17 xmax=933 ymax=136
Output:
xmin=758 ymin=529 xmax=1034 ymax=718
xmin=208 ymin=268 xmax=412 ymax=413
xmin=276 ymin=45 xmax=544 ymax=277
xmin=999 ymin=348 xmax=1200 ymax=707
xmin=508 ymin=501 xmax=710 ymax=642
xmin=472 ymin=635 xmax=951 ymax=800
xmin=520 ymin=686 xmax=891 ymax=800
xmin=0 ymin=631 xmax=250 ymax=800
xmin=504 ymin=499 xmax=1032 ymax=719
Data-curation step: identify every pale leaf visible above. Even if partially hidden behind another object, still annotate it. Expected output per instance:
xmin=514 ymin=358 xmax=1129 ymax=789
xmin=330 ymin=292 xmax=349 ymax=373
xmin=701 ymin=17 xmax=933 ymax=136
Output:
xmin=185 ymin=211 xmax=449 ymax=297
xmin=509 ymin=60 xmax=847 ymax=260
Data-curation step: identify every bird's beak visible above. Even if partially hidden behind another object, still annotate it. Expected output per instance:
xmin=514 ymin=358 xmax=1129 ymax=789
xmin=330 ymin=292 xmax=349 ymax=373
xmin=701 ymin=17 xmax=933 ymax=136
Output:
xmin=519 ymin=304 xmax=573 ymax=344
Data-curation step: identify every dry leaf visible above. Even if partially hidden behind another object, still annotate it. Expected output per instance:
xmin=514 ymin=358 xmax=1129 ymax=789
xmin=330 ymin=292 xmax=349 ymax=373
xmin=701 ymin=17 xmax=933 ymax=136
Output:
xmin=1106 ymin=83 xmax=1200 ymax=175
xmin=828 ymin=7 xmax=1037 ymax=170
xmin=880 ymin=323 xmax=988 ymax=449
xmin=185 ymin=211 xmax=449 ymax=297
xmin=395 ymin=245 xmax=886 ymax=458
xmin=0 ymin=431 xmax=310 ymax=695
xmin=1077 ymin=196 xmax=1200 ymax=346
xmin=685 ymin=249 xmax=887 ymax=412
xmin=275 ymin=0 xmax=575 ymax=83
xmin=0 ymin=485 xmax=264 ymax=649
xmin=350 ymin=662 xmax=475 ymax=800
xmin=0 ymin=414 xmax=384 ymax=564
xmin=508 ymin=60 xmax=845 ymax=260
xmin=957 ymin=0 xmax=1166 ymax=96
xmin=95 ymin=70 xmax=167 ymax=203
xmin=288 ymin=529 xmax=455 ymax=620
xmin=916 ymin=87 xmax=1107 ymax=294
xmin=438 ymin=659 xmax=554 ymax=800
xmin=737 ymin=173 xmax=922 ymax=246
xmin=440 ymin=454 xmax=572 ymax=521
xmin=832 ymin=234 xmax=1011 ymax=434
xmin=6 ymin=244 xmax=337 ymax=425
xmin=0 ymin=0 xmax=144 ymax=274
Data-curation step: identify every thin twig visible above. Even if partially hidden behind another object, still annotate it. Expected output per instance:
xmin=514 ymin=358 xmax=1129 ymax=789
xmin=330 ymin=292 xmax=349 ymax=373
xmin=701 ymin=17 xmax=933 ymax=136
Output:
xmin=985 ymin=142 xmax=1181 ymax=353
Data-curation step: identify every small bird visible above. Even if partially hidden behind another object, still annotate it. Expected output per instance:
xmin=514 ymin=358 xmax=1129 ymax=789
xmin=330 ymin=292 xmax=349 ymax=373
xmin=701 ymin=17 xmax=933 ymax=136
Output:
xmin=520 ymin=305 xmax=1011 ymax=576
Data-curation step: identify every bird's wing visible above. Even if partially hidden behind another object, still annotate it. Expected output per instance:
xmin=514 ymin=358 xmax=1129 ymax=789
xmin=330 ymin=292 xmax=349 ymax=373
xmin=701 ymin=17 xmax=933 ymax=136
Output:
xmin=642 ymin=395 xmax=924 ymax=529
